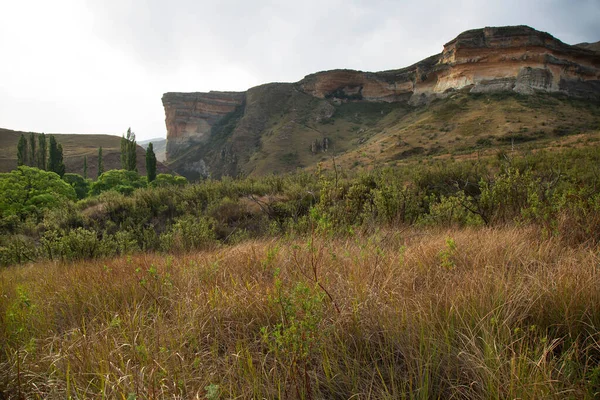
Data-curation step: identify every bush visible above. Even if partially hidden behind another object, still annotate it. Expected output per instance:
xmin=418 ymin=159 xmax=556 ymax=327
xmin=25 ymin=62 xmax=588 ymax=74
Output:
xmin=62 ymin=173 xmax=90 ymax=199
xmin=160 ymin=216 xmax=217 ymax=252
xmin=150 ymin=173 xmax=188 ymax=188
xmin=90 ymin=170 xmax=147 ymax=196
xmin=0 ymin=235 xmax=39 ymax=266
xmin=0 ymin=167 xmax=77 ymax=225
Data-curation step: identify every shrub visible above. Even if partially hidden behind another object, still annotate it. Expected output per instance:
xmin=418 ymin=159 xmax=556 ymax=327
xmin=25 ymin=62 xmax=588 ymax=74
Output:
xmin=0 ymin=235 xmax=39 ymax=266
xmin=90 ymin=170 xmax=147 ymax=196
xmin=0 ymin=167 xmax=76 ymax=224
xmin=62 ymin=173 xmax=90 ymax=199
xmin=160 ymin=216 xmax=216 ymax=252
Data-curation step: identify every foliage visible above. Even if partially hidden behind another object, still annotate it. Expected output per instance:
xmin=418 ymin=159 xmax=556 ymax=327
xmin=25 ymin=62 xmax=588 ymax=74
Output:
xmin=149 ymin=173 xmax=187 ymax=188
xmin=90 ymin=169 xmax=147 ymax=196
xmin=0 ymin=167 xmax=76 ymax=226
xmin=2 ymin=145 xmax=600 ymax=266
xmin=120 ymin=127 xmax=137 ymax=172
xmin=62 ymin=173 xmax=90 ymax=200
xmin=145 ymin=142 xmax=157 ymax=182
xmin=47 ymin=135 xmax=65 ymax=177
xmin=17 ymin=134 xmax=27 ymax=167
xmin=97 ymin=147 xmax=104 ymax=178
xmin=160 ymin=215 xmax=216 ymax=252
xmin=37 ymin=133 xmax=47 ymax=170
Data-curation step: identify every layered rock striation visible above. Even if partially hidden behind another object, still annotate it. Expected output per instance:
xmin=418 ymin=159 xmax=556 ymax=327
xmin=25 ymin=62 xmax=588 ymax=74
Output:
xmin=162 ymin=91 xmax=245 ymax=161
xmin=163 ymin=26 xmax=600 ymax=176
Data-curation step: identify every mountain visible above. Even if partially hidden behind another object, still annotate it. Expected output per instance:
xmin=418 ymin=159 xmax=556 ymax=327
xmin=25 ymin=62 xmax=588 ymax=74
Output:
xmin=138 ymin=138 xmax=167 ymax=162
xmin=162 ymin=25 xmax=597 ymax=180
xmin=576 ymin=41 xmax=600 ymax=53
xmin=0 ymin=128 xmax=172 ymax=177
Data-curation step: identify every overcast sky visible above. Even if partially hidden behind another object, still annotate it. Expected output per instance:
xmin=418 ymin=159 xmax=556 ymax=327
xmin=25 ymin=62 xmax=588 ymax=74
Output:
xmin=1 ymin=0 xmax=599 ymax=141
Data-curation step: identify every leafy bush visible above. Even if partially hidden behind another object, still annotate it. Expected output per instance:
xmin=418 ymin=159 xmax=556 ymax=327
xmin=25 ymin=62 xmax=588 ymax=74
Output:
xmin=90 ymin=169 xmax=147 ymax=196
xmin=62 ymin=173 xmax=90 ymax=199
xmin=0 ymin=167 xmax=76 ymax=225
xmin=150 ymin=173 xmax=188 ymax=188
xmin=160 ymin=216 xmax=216 ymax=252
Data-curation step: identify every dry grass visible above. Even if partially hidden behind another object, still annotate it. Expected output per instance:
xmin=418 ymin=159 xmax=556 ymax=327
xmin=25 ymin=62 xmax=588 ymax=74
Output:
xmin=1 ymin=226 xmax=600 ymax=399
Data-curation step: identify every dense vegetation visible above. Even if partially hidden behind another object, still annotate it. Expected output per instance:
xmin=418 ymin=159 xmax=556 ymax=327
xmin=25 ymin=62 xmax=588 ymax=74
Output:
xmin=2 ymin=143 xmax=600 ymax=397
xmin=2 ymin=145 xmax=600 ymax=266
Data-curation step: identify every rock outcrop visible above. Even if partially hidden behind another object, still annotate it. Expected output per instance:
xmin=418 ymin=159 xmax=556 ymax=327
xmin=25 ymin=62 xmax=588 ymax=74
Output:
xmin=162 ymin=91 xmax=245 ymax=161
xmin=163 ymin=26 xmax=600 ymax=177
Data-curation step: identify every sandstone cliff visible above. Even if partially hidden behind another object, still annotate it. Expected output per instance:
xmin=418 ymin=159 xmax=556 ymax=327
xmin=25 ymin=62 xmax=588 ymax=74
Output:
xmin=163 ymin=26 xmax=600 ymax=179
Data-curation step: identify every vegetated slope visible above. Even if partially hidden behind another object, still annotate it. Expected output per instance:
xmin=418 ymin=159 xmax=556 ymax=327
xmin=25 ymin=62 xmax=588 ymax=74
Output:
xmin=0 ymin=128 xmax=171 ymax=176
xmin=168 ymin=90 xmax=600 ymax=179
xmin=163 ymin=25 xmax=600 ymax=180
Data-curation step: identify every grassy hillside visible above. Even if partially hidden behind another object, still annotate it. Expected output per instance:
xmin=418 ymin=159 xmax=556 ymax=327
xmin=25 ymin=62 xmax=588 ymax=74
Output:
xmin=0 ymin=128 xmax=171 ymax=177
xmin=169 ymin=91 xmax=600 ymax=179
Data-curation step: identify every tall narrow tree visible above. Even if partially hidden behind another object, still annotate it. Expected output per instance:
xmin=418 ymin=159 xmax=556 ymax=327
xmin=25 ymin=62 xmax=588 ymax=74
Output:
xmin=56 ymin=144 xmax=66 ymax=177
xmin=145 ymin=142 xmax=157 ymax=182
xmin=97 ymin=147 xmax=104 ymax=178
xmin=17 ymin=134 xmax=27 ymax=166
xmin=120 ymin=127 xmax=137 ymax=171
xmin=37 ymin=133 xmax=47 ymax=170
xmin=47 ymin=135 xmax=65 ymax=177
xmin=29 ymin=132 xmax=36 ymax=167
xmin=83 ymin=155 xmax=88 ymax=179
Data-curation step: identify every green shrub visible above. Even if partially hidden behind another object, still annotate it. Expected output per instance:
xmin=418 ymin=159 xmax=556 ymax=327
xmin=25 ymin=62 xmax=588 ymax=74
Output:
xmin=149 ymin=173 xmax=188 ymax=188
xmin=0 ymin=235 xmax=39 ymax=266
xmin=62 ymin=173 xmax=90 ymax=199
xmin=90 ymin=170 xmax=147 ymax=196
xmin=0 ymin=167 xmax=76 ymax=225
xmin=160 ymin=216 xmax=216 ymax=252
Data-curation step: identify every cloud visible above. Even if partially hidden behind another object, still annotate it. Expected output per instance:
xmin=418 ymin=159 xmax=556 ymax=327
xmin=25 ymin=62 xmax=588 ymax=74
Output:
xmin=0 ymin=0 xmax=598 ymax=141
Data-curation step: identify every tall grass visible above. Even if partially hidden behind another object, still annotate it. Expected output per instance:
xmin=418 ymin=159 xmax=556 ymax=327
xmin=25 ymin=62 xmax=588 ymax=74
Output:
xmin=1 ymin=226 xmax=600 ymax=398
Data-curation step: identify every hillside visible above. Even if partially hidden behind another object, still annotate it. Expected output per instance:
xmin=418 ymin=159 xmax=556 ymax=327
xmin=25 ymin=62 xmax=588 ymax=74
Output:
xmin=162 ymin=25 xmax=600 ymax=180
xmin=0 ymin=128 xmax=171 ymax=177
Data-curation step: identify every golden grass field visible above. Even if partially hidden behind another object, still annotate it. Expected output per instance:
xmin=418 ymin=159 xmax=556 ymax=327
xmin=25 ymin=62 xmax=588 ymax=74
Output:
xmin=2 ymin=226 xmax=599 ymax=399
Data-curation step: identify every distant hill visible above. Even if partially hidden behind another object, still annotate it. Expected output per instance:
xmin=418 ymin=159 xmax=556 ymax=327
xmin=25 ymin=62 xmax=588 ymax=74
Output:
xmin=0 ymin=128 xmax=172 ymax=177
xmin=576 ymin=41 xmax=600 ymax=53
xmin=139 ymin=138 xmax=167 ymax=162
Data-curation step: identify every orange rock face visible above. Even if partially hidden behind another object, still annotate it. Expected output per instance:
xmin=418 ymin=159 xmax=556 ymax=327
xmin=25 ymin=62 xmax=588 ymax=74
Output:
xmin=162 ymin=91 xmax=245 ymax=160
xmin=298 ymin=26 xmax=600 ymax=103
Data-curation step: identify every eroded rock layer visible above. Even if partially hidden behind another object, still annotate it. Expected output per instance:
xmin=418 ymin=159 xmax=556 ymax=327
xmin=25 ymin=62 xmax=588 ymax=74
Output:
xmin=162 ymin=91 xmax=245 ymax=160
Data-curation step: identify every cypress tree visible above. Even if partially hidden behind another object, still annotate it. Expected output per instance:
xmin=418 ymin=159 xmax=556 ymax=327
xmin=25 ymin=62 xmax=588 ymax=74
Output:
xmin=120 ymin=127 xmax=137 ymax=172
xmin=83 ymin=155 xmax=88 ymax=179
xmin=56 ymin=144 xmax=66 ymax=177
xmin=37 ymin=133 xmax=47 ymax=170
xmin=97 ymin=147 xmax=104 ymax=178
xmin=17 ymin=134 xmax=27 ymax=166
xmin=29 ymin=132 xmax=36 ymax=167
xmin=146 ymin=142 xmax=157 ymax=182
xmin=120 ymin=134 xmax=127 ymax=169
xmin=47 ymin=135 xmax=65 ymax=176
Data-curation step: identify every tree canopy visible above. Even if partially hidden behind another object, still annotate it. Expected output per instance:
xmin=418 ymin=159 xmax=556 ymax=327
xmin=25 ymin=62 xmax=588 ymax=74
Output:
xmin=90 ymin=169 xmax=147 ymax=196
xmin=0 ymin=166 xmax=76 ymax=221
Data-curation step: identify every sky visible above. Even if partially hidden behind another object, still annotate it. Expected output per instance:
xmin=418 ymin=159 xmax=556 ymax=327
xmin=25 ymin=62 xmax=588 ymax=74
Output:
xmin=1 ymin=0 xmax=599 ymax=141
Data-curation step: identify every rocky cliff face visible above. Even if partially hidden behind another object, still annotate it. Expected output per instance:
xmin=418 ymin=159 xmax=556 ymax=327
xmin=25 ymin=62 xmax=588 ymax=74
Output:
xmin=297 ymin=26 xmax=600 ymax=104
xmin=162 ymin=91 xmax=245 ymax=161
xmin=163 ymin=26 xmax=600 ymax=178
